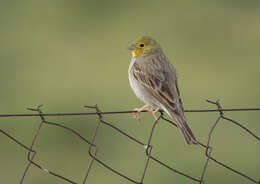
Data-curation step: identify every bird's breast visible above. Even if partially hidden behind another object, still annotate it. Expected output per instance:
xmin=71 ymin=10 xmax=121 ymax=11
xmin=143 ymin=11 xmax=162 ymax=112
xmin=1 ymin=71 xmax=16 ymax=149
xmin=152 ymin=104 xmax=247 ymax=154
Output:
xmin=128 ymin=58 xmax=159 ymax=108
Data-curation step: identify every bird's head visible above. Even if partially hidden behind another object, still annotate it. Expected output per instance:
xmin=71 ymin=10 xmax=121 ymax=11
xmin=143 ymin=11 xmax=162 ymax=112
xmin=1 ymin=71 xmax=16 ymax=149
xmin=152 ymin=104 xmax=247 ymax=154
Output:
xmin=128 ymin=36 xmax=161 ymax=57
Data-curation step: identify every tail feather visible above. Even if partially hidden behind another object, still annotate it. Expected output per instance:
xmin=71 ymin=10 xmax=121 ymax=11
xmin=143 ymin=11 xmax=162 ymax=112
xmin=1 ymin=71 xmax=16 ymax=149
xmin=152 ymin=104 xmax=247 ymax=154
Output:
xmin=169 ymin=110 xmax=197 ymax=145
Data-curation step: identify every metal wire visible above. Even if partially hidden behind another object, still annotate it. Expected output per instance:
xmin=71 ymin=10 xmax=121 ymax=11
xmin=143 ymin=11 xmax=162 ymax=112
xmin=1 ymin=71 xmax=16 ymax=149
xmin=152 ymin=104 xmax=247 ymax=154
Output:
xmin=0 ymin=100 xmax=259 ymax=184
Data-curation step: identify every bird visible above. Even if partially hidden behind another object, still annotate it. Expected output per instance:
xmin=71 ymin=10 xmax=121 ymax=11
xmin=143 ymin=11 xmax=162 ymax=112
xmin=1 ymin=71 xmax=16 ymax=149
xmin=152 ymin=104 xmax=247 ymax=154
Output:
xmin=128 ymin=36 xmax=198 ymax=145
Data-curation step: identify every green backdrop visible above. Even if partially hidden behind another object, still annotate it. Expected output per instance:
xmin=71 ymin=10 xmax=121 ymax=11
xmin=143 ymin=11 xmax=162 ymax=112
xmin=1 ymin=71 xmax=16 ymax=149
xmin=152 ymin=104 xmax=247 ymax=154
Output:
xmin=0 ymin=1 xmax=259 ymax=184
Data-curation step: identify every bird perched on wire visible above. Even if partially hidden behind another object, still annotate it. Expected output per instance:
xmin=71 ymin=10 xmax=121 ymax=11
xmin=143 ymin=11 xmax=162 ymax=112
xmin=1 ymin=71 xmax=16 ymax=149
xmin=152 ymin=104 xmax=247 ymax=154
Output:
xmin=128 ymin=36 xmax=197 ymax=145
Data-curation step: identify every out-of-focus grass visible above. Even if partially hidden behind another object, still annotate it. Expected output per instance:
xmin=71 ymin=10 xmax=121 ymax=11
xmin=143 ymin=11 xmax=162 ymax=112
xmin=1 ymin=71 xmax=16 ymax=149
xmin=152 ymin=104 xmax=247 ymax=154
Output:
xmin=0 ymin=1 xmax=259 ymax=184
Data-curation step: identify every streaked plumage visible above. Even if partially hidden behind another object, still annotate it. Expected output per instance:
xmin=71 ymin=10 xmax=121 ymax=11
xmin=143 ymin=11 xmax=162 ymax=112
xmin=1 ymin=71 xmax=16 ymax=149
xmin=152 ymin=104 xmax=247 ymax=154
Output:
xmin=128 ymin=36 xmax=197 ymax=145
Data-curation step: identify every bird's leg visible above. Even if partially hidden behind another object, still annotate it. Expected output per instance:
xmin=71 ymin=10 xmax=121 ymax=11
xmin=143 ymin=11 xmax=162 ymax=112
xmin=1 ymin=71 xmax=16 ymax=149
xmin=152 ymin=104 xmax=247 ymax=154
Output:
xmin=133 ymin=105 xmax=160 ymax=121
xmin=133 ymin=104 xmax=150 ymax=121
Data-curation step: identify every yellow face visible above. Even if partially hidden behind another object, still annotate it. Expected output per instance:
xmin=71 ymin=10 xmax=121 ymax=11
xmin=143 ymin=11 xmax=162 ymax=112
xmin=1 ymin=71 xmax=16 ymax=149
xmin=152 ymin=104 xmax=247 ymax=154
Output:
xmin=128 ymin=36 xmax=161 ymax=57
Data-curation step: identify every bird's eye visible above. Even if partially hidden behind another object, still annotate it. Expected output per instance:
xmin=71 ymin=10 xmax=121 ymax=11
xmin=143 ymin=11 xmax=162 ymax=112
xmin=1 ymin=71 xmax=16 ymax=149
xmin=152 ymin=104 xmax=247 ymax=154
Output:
xmin=139 ymin=44 xmax=144 ymax=47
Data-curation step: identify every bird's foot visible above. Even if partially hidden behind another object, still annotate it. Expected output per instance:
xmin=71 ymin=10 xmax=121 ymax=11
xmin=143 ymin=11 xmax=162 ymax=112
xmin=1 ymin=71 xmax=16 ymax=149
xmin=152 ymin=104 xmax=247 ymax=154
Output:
xmin=133 ymin=105 xmax=160 ymax=121
xmin=133 ymin=104 xmax=150 ymax=121
xmin=150 ymin=107 xmax=160 ymax=120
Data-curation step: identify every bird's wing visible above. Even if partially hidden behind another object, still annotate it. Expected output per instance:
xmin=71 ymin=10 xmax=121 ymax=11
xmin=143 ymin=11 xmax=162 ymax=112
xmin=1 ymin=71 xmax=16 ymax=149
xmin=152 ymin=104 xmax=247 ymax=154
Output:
xmin=132 ymin=54 xmax=198 ymax=144
xmin=132 ymin=54 xmax=182 ymax=111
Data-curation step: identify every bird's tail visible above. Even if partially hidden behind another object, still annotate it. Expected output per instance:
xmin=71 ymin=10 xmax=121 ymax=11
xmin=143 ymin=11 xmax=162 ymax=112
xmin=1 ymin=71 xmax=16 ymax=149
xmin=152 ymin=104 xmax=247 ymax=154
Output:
xmin=168 ymin=109 xmax=198 ymax=145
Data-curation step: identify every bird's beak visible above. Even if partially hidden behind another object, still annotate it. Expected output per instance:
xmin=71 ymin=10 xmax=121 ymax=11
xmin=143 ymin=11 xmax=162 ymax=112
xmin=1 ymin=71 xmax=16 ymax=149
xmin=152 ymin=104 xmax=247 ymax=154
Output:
xmin=128 ymin=43 xmax=136 ymax=50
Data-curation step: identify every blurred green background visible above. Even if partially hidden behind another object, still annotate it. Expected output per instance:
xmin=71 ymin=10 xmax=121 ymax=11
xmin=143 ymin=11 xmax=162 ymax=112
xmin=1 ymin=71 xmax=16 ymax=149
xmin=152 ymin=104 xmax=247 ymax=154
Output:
xmin=0 ymin=1 xmax=259 ymax=184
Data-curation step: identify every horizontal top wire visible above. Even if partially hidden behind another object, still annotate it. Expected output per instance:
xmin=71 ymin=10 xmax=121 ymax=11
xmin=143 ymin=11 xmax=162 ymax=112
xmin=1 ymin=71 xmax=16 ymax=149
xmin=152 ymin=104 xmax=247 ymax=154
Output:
xmin=0 ymin=108 xmax=260 ymax=118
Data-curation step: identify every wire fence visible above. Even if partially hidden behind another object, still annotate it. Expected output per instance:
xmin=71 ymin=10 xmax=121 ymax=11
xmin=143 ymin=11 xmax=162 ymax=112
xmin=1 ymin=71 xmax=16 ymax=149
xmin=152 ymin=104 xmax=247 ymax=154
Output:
xmin=0 ymin=99 xmax=259 ymax=184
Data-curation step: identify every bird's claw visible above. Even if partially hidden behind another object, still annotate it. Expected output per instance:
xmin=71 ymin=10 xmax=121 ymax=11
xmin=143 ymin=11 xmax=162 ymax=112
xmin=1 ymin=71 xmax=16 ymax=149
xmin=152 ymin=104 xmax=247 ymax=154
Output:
xmin=133 ymin=108 xmax=142 ymax=121
xmin=133 ymin=105 xmax=160 ymax=121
